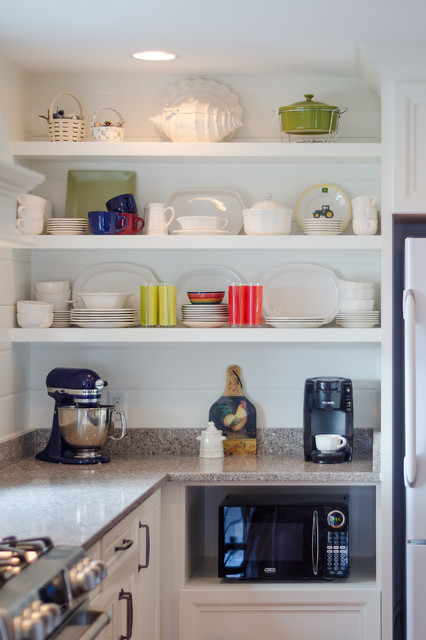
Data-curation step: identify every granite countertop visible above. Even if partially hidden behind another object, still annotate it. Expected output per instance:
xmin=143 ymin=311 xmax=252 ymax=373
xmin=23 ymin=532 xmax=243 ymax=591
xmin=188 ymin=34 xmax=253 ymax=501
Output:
xmin=0 ymin=453 xmax=379 ymax=549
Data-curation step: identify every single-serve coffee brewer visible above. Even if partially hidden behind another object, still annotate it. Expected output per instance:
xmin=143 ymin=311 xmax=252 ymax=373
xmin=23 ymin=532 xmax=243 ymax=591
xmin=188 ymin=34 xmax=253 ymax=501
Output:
xmin=303 ymin=377 xmax=353 ymax=463
xmin=36 ymin=367 xmax=126 ymax=465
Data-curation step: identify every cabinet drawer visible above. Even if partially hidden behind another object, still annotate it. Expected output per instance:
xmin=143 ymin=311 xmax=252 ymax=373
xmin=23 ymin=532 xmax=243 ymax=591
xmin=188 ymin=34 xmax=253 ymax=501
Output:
xmin=179 ymin=588 xmax=381 ymax=640
xmin=101 ymin=510 xmax=138 ymax=573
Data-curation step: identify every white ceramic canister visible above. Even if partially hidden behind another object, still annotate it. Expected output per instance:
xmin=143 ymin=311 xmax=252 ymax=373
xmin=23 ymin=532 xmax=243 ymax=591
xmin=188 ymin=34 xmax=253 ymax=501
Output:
xmin=197 ymin=421 xmax=226 ymax=458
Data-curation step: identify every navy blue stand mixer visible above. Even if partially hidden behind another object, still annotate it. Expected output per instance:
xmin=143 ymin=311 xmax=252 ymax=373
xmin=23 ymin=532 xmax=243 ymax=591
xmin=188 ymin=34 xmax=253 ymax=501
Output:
xmin=36 ymin=367 xmax=126 ymax=465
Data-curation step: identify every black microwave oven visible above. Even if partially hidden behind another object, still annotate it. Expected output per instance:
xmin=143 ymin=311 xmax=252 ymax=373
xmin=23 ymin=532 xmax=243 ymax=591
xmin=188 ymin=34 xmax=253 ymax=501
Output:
xmin=218 ymin=494 xmax=349 ymax=580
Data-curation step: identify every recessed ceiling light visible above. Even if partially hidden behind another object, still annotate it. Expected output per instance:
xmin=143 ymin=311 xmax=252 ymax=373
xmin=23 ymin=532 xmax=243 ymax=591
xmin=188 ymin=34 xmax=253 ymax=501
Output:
xmin=131 ymin=51 xmax=177 ymax=61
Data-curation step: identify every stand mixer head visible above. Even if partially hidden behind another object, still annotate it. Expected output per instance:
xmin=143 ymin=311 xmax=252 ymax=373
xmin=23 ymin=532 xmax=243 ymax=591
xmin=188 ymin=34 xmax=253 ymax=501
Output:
xmin=36 ymin=367 xmax=126 ymax=465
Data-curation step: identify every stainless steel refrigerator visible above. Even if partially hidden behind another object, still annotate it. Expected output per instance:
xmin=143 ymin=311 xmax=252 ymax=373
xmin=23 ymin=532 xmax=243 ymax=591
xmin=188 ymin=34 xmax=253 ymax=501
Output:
xmin=393 ymin=215 xmax=426 ymax=640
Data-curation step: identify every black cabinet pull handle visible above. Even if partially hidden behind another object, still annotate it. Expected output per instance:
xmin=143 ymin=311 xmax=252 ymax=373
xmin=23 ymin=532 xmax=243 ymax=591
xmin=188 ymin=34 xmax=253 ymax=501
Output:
xmin=138 ymin=523 xmax=150 ymax=571
xmin=119 ymin=589 xmax=133 ymax=640
xmin=115 ymin=538 xmax=133 ymax=552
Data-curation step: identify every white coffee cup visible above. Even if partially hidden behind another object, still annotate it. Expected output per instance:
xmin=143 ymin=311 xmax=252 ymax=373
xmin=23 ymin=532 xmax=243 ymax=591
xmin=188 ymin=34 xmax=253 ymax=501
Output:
xmin=315 ymin=433 xmax=347 ymax=453
xmin=17 ymin=206 xmax=45 ymax=219
xmin=352 ymin=219 xmax=378 ymax=236
xmin=351 ymin=195 xmax=377 ymax=209
xmin=352 ymin=206 xmax=378 ymax=221
xmin=16 ymin=218 xmax=44 ymax=235
xmin=17 ymin=194 xmax=49 ymax=210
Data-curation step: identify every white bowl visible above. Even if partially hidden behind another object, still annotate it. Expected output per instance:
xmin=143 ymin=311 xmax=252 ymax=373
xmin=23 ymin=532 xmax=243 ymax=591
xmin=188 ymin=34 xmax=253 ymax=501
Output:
xmin=338 ymin=299 xmax=375 ymax=312
xmin=34 ymin=280 xmax=70 ymax=294
xmin=339 ymin=287 xmax=374 ymax=300
xmin=52 ymin=300 xmax=74 ymax=311
xmin=78 ymin=292 xmax=132 ymax=309
xmin=35 ymin=290 xmax=71 ymax=302
xmin=242 ymin=208 xmax=293 ymax=235
xmin=17 ymin=312 xmax=54 ymax=328
xmin=338 ymin=279 xmax=374 ymax=290
xmin=17 ymin=300 xmax=55 ymax=314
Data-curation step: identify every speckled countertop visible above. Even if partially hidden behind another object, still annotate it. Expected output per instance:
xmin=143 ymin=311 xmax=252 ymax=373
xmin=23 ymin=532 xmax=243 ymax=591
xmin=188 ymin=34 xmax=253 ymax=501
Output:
xmin=0 ymin=452 xmax=379 ymax=550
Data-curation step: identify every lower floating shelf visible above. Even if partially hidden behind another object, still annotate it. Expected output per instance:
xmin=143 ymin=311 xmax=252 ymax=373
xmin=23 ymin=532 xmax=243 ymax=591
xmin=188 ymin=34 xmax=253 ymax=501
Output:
xmin=9 ymin=327 xmax=382 ymax=343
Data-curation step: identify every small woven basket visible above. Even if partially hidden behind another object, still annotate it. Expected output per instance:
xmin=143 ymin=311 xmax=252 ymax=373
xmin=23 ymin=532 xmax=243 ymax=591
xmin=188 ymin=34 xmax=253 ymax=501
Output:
xmin=47 ymin=92 xmax=86 ymax=142
xmin=91 ymin=107 xmax=125 ymax=142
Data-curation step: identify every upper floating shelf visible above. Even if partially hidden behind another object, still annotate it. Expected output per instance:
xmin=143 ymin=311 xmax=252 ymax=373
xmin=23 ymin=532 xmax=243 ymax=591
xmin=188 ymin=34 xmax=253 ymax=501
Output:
xmin=11 ymin=141 xmax=382 ymax=164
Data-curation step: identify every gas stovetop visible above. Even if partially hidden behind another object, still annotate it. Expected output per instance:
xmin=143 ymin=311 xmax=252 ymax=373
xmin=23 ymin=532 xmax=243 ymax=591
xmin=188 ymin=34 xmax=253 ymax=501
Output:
xmin=0 ymin=537 xmax=108 ymax=640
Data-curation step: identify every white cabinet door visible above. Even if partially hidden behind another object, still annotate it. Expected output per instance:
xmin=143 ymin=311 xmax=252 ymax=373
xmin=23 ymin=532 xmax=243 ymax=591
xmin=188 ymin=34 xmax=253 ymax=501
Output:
xmin=179 ymin=588 xmax=381 ymax=640
xmin=393 ymin=82 xmax=426 ymax=213
xmin=136 ymin=489 xmax=161 ymax=640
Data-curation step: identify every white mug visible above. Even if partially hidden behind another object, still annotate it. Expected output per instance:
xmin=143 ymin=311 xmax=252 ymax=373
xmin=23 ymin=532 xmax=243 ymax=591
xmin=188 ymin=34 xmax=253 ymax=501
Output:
xmin=16 ymin=218 xmax=44 ymax=235
xmin=17 ymin=206 xmax=45 ymax=219
xmin=17 ymin=194 xmax=49 ymax=210
xmin=315 ymin=433 xmax=347 ymax=453
xmin=352 ymin=206 xmax=378 ymax=221
xmin=353 ymin=219 xmax=378 ymax=236
xmin=145 ymin=203 xmax=175 ymax=235
xmin=351 ymin=195 xmax=377 ymax=209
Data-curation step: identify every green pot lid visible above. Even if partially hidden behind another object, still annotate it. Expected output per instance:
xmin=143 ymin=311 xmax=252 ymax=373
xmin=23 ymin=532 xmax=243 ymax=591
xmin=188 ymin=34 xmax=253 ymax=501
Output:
xmin=279 ymin=94 xmax=338 ymax=112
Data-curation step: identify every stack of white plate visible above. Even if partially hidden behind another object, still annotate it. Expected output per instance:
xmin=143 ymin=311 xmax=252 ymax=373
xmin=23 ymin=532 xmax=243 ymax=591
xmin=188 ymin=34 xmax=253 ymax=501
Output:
xmin=264 ymin=316 xmax=328 ymax=328
xmin=52 ymin=310 xmax=71 ymax=327
xmin=70 ymin=308 xmax=137 ymax=328
xmin=47 ymin=218 xmax=89 ymax=235
xmin=181 ymin=304 xmax=228 ymax=328
xmin=337 ymin=278 xmax=379 ymax=326
xmin=335 ymin=310 xmax=380 ymax=328
xmin=303 ymin=218 xmax=342 ymax=235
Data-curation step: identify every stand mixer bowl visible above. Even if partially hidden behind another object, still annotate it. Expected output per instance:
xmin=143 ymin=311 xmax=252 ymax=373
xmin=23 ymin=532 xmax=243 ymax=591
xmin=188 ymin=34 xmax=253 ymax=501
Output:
xmin=58 ymin=404 xmax=126 ymax=458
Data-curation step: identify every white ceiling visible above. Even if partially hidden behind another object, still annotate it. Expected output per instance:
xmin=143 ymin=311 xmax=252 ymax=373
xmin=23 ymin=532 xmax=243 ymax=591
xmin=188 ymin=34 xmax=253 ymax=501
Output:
xmin=0 ymin=0 xmax=425 ymax=77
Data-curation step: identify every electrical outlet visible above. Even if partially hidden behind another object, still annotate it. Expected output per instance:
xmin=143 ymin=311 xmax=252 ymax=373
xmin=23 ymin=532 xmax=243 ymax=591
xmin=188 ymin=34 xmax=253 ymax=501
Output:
xmin=108 ymin=390 xmax=127 ymax=414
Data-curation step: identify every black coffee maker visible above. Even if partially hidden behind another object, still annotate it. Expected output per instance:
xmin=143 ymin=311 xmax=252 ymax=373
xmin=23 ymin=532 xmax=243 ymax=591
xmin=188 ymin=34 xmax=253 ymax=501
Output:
xmin=303 ymin=377 xmax=353 ymax=463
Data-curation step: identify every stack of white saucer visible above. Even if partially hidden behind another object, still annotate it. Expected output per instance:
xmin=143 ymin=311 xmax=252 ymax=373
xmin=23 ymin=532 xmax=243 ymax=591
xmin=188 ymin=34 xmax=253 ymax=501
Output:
xmin=47 ymin=218 xmax=88 ymax=235
xmin=303 ymin=218 xmax=342 ymax=235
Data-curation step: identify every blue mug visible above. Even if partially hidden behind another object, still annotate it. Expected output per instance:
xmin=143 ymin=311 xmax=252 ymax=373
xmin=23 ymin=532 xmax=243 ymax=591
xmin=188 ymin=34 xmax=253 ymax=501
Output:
xmin=105 ymin=193 xmax=138 ymax=214
xmin=88 ymin=211 xmax=129 ymax=235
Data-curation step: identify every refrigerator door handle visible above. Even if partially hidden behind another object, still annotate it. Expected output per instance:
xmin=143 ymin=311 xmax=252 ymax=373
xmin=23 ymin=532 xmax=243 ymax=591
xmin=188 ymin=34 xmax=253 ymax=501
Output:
xmin=403 ymin=288 xmax=417 ymax=487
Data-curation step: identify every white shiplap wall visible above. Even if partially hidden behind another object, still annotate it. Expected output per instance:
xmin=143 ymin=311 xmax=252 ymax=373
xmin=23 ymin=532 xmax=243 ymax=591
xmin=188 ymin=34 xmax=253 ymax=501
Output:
xmin=0 ymin=57 xmax=381 ymax=438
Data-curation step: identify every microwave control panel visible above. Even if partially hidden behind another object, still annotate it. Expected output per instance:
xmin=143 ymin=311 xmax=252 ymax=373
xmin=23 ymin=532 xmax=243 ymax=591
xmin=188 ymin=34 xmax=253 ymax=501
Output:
xmin=325 ymin=508 xmax=349 ymax=578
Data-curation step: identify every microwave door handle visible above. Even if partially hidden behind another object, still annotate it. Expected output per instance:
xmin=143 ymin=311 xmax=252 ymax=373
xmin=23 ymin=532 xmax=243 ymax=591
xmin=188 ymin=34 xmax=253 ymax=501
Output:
xmin=311 ymin=510 xmax=319 ymax=576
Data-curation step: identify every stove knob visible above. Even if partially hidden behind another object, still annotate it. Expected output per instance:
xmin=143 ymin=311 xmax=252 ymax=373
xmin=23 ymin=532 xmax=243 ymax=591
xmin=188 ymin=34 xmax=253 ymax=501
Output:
xmin=91 ymin=560 xmax=107 ymax=585
xmin=38 ymin=604 xmax=61 ymax=635
xmin=13 ymin=615 xmax=44 ymax=640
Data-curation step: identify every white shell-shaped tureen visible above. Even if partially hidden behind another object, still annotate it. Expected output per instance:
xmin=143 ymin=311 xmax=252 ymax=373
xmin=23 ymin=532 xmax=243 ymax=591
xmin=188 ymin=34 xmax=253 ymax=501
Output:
xmin=150 ymin=78 xmax=243 ymax=143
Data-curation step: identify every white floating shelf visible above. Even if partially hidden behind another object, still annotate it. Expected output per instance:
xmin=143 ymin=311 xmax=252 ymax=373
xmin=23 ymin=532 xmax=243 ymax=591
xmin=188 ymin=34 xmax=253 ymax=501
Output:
xmin=10 ymin=327 xmax=382 ymax=344
xmin=12 ymin=141 xmax=382 ymax=164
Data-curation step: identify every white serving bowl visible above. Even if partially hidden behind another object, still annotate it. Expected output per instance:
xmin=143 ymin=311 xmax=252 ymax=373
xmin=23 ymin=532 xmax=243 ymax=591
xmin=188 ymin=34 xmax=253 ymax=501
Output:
xmin=17 ymin=312 xmax=54 ymax=328
xmin=78 ymin=292 xmax=132 ymax=309
xmin=177 ymin=216 xmax=228 ymax=230
xmin=242 ymin=208 xmax=293 ymax=235
xmin=34 ymin=280 xmax=70 ymax=294
xmin=17 ymin=300 xmax=55 ymax=314
xmin=35 ymin=290 xmax=71 ymax=302
xmin=338 ymin=299 xmax=375 ymax=312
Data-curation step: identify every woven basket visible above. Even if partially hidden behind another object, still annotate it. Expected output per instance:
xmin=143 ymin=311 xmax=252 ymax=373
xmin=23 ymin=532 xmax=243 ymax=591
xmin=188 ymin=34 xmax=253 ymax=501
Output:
xmin=47 ymin=92 xmax=86 ymax=142
xmin=91 ymin=107 xmax=125 ymax=142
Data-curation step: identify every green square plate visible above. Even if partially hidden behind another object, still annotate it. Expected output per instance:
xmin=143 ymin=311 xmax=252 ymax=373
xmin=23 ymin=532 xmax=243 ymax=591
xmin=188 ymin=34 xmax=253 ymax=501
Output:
xmin=65 ymin=170 xmax=137 ymax=218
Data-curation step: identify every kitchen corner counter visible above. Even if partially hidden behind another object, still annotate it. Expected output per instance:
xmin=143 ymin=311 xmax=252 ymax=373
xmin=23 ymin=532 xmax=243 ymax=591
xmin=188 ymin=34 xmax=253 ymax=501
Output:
xmin=0 ymin=453 xmax=379 ymax=549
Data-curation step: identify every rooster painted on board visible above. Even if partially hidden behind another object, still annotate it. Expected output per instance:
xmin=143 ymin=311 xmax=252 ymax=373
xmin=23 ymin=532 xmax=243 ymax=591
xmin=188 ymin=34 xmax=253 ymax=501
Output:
xmin=209 ymin=365 xmax=256 ymax=443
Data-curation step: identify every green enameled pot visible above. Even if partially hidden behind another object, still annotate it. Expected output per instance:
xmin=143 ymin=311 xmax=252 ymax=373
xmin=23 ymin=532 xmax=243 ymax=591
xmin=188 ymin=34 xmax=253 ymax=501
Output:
xmin=278 ymin=94 xmax=347 ymax=135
